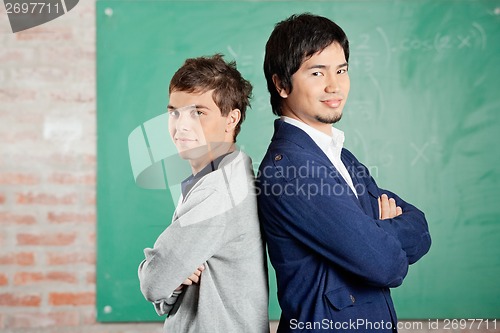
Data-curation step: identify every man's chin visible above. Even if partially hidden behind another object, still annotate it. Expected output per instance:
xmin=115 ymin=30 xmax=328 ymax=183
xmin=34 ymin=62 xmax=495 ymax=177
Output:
xmin=316 ymin=113 xmax=342 ymax=125
xmin=176 ymin=142 xmax=233 ymax=161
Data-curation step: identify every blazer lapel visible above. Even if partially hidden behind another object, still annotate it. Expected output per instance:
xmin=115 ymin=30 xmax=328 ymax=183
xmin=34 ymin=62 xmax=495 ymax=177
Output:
xmin=341 ymin=150 xmax=372 ymax=213
xmin=273 ymin=120 xmax=363 ymax=210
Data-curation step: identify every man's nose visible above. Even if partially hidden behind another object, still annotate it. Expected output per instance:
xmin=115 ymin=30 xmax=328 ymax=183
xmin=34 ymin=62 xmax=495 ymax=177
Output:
xmin=175 ymin=112 xmax=192 ymax=131
xmin=325 ymin=74 xmax=340 ymax=93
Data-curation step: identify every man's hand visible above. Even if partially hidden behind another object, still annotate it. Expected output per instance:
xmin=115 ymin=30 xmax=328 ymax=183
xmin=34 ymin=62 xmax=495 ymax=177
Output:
xmin=175 ymin=264 xmax=205 ymax=291
xmin=378 ymin=194 xmax=403 ymax=220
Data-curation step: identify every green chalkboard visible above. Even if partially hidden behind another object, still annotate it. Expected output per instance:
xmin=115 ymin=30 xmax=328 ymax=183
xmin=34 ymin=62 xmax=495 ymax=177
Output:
xmin=97 ymin=0 xmax=500 ymax=322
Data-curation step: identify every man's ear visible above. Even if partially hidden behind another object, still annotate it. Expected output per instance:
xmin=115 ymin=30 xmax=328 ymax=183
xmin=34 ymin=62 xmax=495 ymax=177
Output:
xmin=225 ymin=109 xmax=241 ymax=132
xmin=272 ymin=74 xmax=288 ymax=98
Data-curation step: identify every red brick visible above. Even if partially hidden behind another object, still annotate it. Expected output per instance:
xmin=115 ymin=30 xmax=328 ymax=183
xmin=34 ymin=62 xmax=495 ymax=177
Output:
xmin=1 ymin=153 xmax=68 ymax=168
xmin=0 ymin=49 xmax=33 ymax=63
xmin=85 ymin=192 xmax=96 ymax=205
xmin=49 ymin=292 xmax=94 ymax=306
xmin=0 ymin=194 xmax=5 ymax=204
xmin=88 ymin=232 xmax=96 ymax=246
xmin=0 ymin=130 xmax=40 ymax=144
xmin=0 ymin=293 xmax=41 ymax=307
xmin=17 ymin=233 xmax=77 ymax=246
xmin=13 ymin=272 xmax=43 ymax=285
xmin=11 ymin=67 xmax=68 ymax=83
xmin=15 ymin=26 xmax=73 ymax=41
xmin=47 ymin=211 xmax=95 ymax=224
xmin=14 ymin=271 xmax=77 ymax=285
xmin=16 ymin=192 xmax=77 ymax=205
xmin=39 ymin=46 xmax=94 ymax=64
xmin=48 ymin=153 xmax=83 ymax=166
xmin=79 ymin=308 xmax=97 ymax=325
xmin=0 ymin=252 xmax=35 ymax=266
xmin=0 ymin=273 xmax=8 ymax=286
xmin=85 ymin=271 xmax=95 ymax=284
xmin=0 ymin=173 xmax=40 ymax=185
xmin=0 ymin=212 xmax=37 ymax=225
xmin=83 ymin=154 xmax=96 ymax=166
xmin=50 ymin=90 xmax=95 ymax=103
xmin=48 ymin=172 xmax=95 ymax=185
xmin=0 ymin=88 xmax=37 ymax=102
xmin=13 ymin=112 xmax=45 ymax=124
xmin=46 ymin=252 xmax=95 ymax=265
xmin=7 ymin=311 xmax=79 ymax=328
xmin=46 ymin=271 xmax=77 ymax=283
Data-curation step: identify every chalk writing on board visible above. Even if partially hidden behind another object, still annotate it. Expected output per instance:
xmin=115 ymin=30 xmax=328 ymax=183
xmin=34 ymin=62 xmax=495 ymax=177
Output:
xmin=391 ymin=22 xmax=486 ymax=52
xmin=350 ymin=33 xmax=379 ymax=73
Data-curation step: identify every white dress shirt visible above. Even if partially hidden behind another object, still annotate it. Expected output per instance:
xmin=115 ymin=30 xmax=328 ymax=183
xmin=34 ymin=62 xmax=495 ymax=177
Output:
xmin=281 ymin=116 xmax=358 ymax=197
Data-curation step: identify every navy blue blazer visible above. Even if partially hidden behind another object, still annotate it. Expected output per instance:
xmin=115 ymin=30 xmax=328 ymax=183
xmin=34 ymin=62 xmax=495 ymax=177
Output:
xmin=257 ymin=120 xmax=431 ymax=333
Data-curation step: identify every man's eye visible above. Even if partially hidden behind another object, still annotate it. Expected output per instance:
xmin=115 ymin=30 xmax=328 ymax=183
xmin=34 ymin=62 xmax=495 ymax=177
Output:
xmin=191 ymin=110 xmax=204 ymax=117
xmin=168 ymin=110 xmax=179 ymax=117
xmin=338 ymin=68 xmax=348 ymax=74
xmin=312 ymin=72 xmax=323 ymax=76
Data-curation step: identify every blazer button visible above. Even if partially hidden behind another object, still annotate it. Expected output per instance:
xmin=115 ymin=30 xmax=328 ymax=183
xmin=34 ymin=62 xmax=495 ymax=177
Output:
xmin=350 ymin=295 xmax=356 ymax=303
xmin=274 ymin=154 xmax=282 ymax=161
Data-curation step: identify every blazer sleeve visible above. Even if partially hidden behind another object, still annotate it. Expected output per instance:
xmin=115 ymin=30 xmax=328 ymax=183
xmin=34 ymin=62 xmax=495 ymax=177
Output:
xmin=345 ymin=149 xmax=431 ymax=264
xmin=260 ymin=170 xmax=409 ymax=288
xmin=138 ymin=186 xmax=228 ymax=303
xmin=375 ymin=187 xmax=431 ymax=264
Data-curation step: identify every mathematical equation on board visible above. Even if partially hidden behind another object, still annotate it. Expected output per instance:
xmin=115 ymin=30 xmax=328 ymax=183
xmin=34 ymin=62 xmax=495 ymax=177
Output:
xmin=349 ymin=22 xmax=487 ymax=73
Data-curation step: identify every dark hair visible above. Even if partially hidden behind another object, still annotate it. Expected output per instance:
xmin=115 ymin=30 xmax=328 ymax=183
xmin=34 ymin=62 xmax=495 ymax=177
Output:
xmin=263 ymin=13 xmax=350 ymax=116
xmin=169 ymin=54 xmax=252 ymax=140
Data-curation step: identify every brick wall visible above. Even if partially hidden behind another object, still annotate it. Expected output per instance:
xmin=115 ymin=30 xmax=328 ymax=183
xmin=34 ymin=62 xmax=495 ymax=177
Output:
xmin=0 ymin=2 xmax=150 ymax=332
xmin=0 ymin=3 xmax=497 ymax=333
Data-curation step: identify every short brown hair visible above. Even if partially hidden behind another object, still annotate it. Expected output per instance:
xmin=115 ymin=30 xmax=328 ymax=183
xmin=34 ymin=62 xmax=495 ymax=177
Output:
xmin=169 ymin=54 xmax=252 ymax=141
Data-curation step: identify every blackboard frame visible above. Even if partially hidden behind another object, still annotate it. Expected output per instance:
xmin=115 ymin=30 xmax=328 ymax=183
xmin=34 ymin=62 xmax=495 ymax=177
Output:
xmin=97 ymin=0 xmax=500 ymax=322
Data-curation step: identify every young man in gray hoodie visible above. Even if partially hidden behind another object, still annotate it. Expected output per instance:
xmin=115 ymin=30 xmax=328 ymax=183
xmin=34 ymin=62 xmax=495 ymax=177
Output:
xmin=138 ymin=54 xmax=269 ymax=333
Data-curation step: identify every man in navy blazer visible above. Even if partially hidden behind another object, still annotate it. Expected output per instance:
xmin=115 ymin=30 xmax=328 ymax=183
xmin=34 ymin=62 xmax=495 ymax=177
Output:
xmin=257 ymin=14 xmax=431 ymax=332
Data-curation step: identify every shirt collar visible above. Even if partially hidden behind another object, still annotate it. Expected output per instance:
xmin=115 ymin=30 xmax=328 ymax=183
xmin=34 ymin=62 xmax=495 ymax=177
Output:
xmin=281 ymin=116 xmax=345 ymax=153
xmin=180 ymin=152 xmax=230 ymax=199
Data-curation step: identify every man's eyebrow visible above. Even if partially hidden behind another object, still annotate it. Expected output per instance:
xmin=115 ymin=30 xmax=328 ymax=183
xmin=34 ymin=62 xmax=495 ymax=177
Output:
xmin=306 ymin=64 xmax=328 ymax=70
xmin=166 ymin=104 xmax=211 ymax=110
xmin=306 ymin=62 xmax=348 ymax=70
xmin=194 ymin=104 xmax=211 ymax=110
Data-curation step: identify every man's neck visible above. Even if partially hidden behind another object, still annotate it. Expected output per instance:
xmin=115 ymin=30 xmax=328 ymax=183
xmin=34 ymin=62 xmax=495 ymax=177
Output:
xmin=281 ymin=113 xmax=333 ymax=136
xmin=189 ymin=142 xmax=235 ymax=175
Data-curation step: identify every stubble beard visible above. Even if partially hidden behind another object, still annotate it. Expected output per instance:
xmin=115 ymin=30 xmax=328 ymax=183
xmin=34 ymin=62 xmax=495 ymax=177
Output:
xmin=315 ymin=112 xmax=342 ymax=125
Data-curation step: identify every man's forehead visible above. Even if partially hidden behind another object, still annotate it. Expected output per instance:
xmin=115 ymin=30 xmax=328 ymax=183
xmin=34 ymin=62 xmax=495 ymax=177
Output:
xmin=168 ymin=89 xmax=218 ymax=110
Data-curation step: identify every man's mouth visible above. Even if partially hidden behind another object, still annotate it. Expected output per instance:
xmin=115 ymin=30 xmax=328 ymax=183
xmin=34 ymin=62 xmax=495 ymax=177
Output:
xmin=321 ymin=98 xmax=343 ymax=108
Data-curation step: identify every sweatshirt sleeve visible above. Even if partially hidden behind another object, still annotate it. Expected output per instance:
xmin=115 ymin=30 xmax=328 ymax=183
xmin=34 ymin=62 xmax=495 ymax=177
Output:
xmin=138 ymin=186 xmax=230 ymax=303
